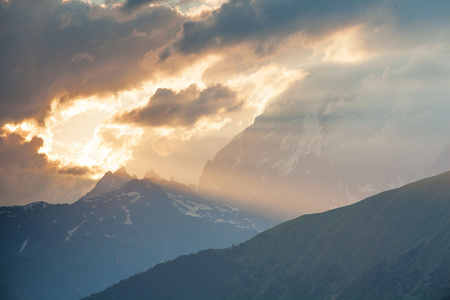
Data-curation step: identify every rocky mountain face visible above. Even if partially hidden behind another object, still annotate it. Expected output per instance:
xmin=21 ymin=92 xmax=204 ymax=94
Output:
xmin=83 ymin=167 xmax=134 ymax=199
xmin=199 ymin=100 xmax=417 ymax=218
xmin=0 ymin=169 xmax=273 ymax=300
xmin=85 ymin=171 xmax=450 ymax=300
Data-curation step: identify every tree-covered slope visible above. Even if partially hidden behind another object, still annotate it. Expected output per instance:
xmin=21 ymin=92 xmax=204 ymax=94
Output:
xmin=86 ymin=171 xmax=450 ymax=299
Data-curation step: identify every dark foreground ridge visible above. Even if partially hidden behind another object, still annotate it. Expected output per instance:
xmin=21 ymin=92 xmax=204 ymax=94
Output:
xmin=86 ymin=171 xmax=450 ymax=299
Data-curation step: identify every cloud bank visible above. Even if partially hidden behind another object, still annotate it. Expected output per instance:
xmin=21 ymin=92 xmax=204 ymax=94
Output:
xmin=1 ymin=0 xmax=450 ymax=206
xmin=0 ymin=132 xmax=95 ymax=206
xmin=121 ymin=0 xmax=157 ymax=11
xmin=0 ymin=0 xmax=185 ymax=125
xmin=115 ymin=84 xmax=241 ymax=127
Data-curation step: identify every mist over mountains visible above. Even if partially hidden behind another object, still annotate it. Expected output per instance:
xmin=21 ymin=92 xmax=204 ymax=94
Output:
xmin=1 ymin=0 xmax=450 ymax=299
xmin=200 ymin=87 xmax=450 ymax=218
xmin=2 ymin=94 xmax=450 ymax=299
xmin=2 ymin=92 xmax=450 ymax=299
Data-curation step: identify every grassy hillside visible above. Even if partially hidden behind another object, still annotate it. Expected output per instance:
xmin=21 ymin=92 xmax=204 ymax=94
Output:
xmin=86 ymin=171 xmax=450 ymax=299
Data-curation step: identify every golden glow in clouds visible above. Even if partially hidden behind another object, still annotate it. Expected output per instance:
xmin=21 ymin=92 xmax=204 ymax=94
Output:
xmin=2 ymin=51 xmax=306 ymax=181
xmin=314 ymin=25 xmax=369 ymax=63
xmin=2 ymin=95 xmax=144 ymax=178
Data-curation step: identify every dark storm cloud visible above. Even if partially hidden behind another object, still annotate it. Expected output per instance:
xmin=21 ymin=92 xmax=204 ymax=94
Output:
xmin=115 ymin=84 xmax=242 ymax=127
xmin=0 ymin=132 xmax=95 ymax=206
xmin=0 ymin=0 xmax=185 ymax=125
xmin=0 ymin=134 xmax=47 ymax=170
xmin=122 ymin=0 xmax=157 ymax=11
xmin=58 ymin=166 xmax=92 ymax=176
xmin=3 ymin=0 xmax=448 ymax=126
xmin=169 ymin=0 xmax=376 ymax=56
xmin=150 ymin=0 xmax=450 ymax=62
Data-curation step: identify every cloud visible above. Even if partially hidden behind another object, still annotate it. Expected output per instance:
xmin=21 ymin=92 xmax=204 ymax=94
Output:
xmin=115 ymin=84 xmax=242 ymax=127
xmin=265 ymin=47 xmax=450 ymax=171
xmin=4 ymin=0 xmax=446 ymax=128
xmin=2 ymin=0 xmax=449 ymax=128
xmin=158 ymin=0 xmax=376 ymax=57
xmin=121 ymin=0 xmax=156 ymax=10
xmin=0 ymin=0 xmax=185 ymax=125
xmin=2 ymin=0 xmax=450 ymax=207
xmin=145 ymin=0 xmax=450 ymax=72
xmin=0 ymin=132 xmax=95 ymax=206
xmin=70 ymin=52 xmax=94 ymax=62
xmin=58 ymin=166 xmax=92 ymax=175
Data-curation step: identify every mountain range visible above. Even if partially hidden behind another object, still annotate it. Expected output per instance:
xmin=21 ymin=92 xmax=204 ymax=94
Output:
xmin=3 ymin=100 xmax=450 ymax=299
xmin=0 ymin=168 xmax=274 ymax=300
xmin=200 ymin=98 xmax=447 ymax=218
xmin=85 ymin=170 xmax=450 ymax=299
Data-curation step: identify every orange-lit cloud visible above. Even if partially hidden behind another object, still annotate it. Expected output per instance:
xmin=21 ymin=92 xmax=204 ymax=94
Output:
xmin=115 ymin=84 xmax=242 ymax=127
xmin=313 ymin=25 xmax=368 ymax=63
xmin=1 ymin=48 xmax=228 ymax=184
xmin=0 ymin=131 xmax=95 ymax=206
xmin=1 ymin=92 xmax=145 ymax=180
xmin=0 ymin=0 xmax=185 ymax=125
xmin=2 ymin=0 xmax=450 ymax=208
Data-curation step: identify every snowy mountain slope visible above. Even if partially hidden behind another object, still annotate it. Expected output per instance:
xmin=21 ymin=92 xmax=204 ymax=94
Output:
xmin=0 ymin=171 xmax=273 ymax=300
xmin=200 ymin=99 xmax=415 ymax=218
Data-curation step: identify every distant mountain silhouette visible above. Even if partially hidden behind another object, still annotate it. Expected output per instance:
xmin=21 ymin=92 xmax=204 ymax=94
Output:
xmin=0 ymin=172 xmax=274 ymax=300
xmin=83 ymin=167 xmax=134 ymax=199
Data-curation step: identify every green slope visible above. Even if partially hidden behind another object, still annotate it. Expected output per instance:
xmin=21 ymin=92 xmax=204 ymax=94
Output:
xmin=86 ymin=171 xmax=450 ymax=299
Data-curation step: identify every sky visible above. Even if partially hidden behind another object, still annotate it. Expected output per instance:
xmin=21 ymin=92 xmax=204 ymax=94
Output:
xmin=1 ymin=0 xmax=450 ymax=206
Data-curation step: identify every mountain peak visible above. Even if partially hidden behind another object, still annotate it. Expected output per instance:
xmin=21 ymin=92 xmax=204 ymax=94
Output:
xmin=82 ymin=167 xmax=133 ymax=201
xmin=144 ymin=168 xmax=162 ymax=181
xmin=113 ymin=166 xmax=130 ymax=178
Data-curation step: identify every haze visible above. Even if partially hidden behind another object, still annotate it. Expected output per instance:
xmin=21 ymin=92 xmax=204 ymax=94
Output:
xmin=1 ymin=0 xmax=449 ymax=208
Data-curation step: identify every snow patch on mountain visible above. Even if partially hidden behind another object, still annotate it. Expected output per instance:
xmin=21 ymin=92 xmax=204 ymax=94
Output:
xmin=121 ymin=206 xmax=132 ymax=225
xmin=22 ymin=202 xmax=47 ymax=211
xmin=127 ymin=192 xmax=143 ymax=205
xmin=19 ymin=238 xmax=28 ymax=253
xmin=215 ymin=205 xmax=239 ymax=213
xmin=165 ymin=191 xmax=229 ymax=219
xmin=272 ymin=153 xmax=298 ymax=177
xmin=66 ymin=220 xmax=87 ymax=241
xmin=272 ymin=112 xmax=326 ymax=177
xmin=116 ymin=191 xmax=144 ymax=226
xmin=215 ymin=219 xmax=239 ymax=226
xmin=169 ymin=194 xmax=213 ymax=218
